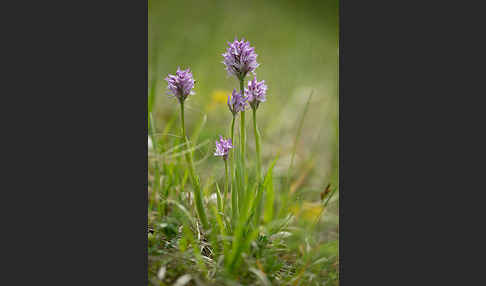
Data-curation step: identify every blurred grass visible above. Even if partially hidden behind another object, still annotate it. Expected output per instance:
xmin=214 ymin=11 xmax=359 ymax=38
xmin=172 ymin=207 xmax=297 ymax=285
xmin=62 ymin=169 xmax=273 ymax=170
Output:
xmin=150 ymin=0 xmax=338 ymax=185
xmin=149 ymin=0 xmax=339 ymax=284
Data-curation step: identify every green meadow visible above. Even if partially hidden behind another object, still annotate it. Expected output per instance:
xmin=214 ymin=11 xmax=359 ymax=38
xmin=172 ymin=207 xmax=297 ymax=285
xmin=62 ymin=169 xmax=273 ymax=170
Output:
xmin=148 ymin=0 xmax=339 ymax=284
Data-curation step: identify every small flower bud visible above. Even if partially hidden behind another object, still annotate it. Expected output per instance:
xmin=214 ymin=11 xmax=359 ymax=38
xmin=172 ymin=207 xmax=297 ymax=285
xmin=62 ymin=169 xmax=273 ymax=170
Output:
xmin=214 ymin=136 xmax=233 ymax=160
xmin=227 ymin=89 xmax=249 ymax=115
xmin=245 ymin=76 xmax=267 ymax=110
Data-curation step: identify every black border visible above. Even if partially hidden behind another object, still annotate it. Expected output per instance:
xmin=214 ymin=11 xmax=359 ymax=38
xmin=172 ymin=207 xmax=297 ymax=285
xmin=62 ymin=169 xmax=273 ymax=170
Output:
xmin=144 ymin=0 xmax=149 ymax=285
xmin=15 ymin=0 xmax=469 ymax=283
xmin=14 ymin=0 xmax=149 ymax=282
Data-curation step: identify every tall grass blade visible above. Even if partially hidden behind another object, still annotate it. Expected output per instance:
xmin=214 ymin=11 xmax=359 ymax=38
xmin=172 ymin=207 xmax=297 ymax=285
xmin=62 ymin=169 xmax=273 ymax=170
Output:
xmin=263 ymin=157 xmax=278 ymax=223
xmin=216 ymin=182 xmax=223 ymax=214
xmin=210 ymin=203 xmax=229 ymax=261
xmin=191 ymin=114 xmax=207 ymax=145
xmin=280 ymin=91 xmax=313 ymax=219
xmin=288 ymin=90 xmax=313 ymax=181
xmin=148 ymin=112 xmax=161 ymax=213
xmin=192 ymin=176 xmax=209 ymax=230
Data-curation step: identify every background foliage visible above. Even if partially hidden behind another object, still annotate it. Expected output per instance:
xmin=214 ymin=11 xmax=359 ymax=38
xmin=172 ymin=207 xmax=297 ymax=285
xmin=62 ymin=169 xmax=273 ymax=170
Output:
xmin=149 ymin=0 xmax=339 ymax=284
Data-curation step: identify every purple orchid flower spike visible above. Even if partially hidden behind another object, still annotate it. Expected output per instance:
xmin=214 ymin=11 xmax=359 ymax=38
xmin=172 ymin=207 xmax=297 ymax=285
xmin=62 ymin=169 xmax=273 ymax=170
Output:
xmin=222 ymin=37 xmax=259 ymax=80
xmin=164 ymin=67 xmax=195 ymax=103
xmin=245 ymin=76 xmax=268 ymax=110
xmin=227 ymin=89 xmax=249 ymax=116
xmin=214 ymin=136 xmax=233 ymax=160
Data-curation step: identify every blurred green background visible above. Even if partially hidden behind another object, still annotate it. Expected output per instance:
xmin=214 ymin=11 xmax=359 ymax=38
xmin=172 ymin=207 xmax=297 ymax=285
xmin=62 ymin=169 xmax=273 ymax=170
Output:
xmin=149 ymin=0 xmax=339 ymax=204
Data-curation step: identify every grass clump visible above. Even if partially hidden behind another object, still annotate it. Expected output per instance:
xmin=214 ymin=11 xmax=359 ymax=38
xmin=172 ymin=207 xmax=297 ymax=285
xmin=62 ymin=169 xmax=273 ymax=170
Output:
xmin=149 ymin=11 xmax=338 ymax=282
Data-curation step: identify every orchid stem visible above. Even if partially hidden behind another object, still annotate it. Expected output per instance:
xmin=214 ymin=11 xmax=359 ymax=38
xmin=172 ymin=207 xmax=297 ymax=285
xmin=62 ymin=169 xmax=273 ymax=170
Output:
xmin=224 ymin=159 xmax=229 ymax=212
xmin=252 ymin=107 xmax=262 ymax=182
xmin=230 ymin=115 xmax=237 ymax=218
xmin=180 ymin=100 xmax=208 ymax=230
xmin=239 ymin=79 xmax=246 ymax=182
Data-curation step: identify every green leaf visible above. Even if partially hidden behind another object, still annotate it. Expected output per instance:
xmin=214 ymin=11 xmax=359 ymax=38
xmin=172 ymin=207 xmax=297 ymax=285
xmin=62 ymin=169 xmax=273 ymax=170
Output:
xmin=216 ymin=182 xmax=223 ymax=214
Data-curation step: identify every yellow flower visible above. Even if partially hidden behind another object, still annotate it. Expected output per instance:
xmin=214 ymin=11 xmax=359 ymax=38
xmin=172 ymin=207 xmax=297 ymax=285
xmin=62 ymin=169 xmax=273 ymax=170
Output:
xmin=206 ymin=89 xmax=230 ymax=111
xmin=291 ymin=202 xmax=324 ymax=221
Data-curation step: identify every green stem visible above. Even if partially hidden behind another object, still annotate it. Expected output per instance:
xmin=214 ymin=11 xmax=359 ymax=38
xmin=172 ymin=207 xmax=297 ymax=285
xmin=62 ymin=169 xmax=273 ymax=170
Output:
xmin=224 ymin=159 xmax=228 ymax=212
xmin=180 ymin=101 xmax=208 ymax=229
xmin=252 ymin=107 xmax=262 ymax=181
xmin=180 ymin=101 xmax=186 ymax=141
xmin=230 ymin=115 xmax=235 ymax=171
xmin=230 ymin=115 xmax=235 ymax=149
xmin=230 ymin=115 xmax=237 ymax=218
xmin=239 ymin=79 xmax=246 ymax=180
